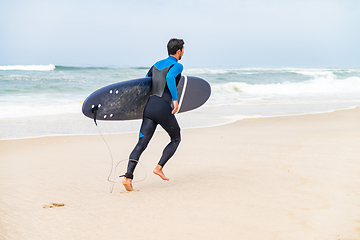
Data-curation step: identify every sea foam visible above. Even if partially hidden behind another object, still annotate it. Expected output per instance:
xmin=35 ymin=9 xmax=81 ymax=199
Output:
xmin=212 ymin=76 xmax=360 ymax=97
xmin=0 ymin=64 xmax=55 ymax=71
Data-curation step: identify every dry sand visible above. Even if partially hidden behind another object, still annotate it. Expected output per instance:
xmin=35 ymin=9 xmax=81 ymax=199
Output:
xmin=1 ymin=108 xmax=360 ymax=240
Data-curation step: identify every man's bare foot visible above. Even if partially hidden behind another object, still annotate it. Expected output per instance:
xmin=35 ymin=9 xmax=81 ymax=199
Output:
xmin=122 ymin=177 xmax=134 ymax=191
xmin=153 ymin=165 xmax=170 ymax=181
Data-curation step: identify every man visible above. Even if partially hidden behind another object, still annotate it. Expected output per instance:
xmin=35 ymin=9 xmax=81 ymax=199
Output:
xmin=122 ymin=38 xmax=185 ymax=191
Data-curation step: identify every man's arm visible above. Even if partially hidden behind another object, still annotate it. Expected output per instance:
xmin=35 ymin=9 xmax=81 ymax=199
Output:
xmin=167 ymin=63 xmax=183 ymax=114
xmin=172 ymin=100 xmax=179 ymax=114
xmin=166 ymin=63 xmax=183 ymax=101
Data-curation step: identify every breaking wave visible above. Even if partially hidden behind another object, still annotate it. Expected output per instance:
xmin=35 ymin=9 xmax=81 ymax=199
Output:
xmin=0 ymin=64 xmax=56 ymax=71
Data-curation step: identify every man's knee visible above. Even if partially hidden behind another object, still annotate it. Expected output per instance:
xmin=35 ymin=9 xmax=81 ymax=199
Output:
xmin=172 ymin=136 xmax=181 ymax=146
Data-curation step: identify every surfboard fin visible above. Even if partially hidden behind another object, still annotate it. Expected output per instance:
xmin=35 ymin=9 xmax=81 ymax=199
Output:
xmin=92 ymin=105 xmax=98 ymax=126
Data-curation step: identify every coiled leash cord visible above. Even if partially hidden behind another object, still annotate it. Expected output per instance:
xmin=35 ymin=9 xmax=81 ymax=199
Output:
xmin=92 ymin=105 xmax=147 ymax=193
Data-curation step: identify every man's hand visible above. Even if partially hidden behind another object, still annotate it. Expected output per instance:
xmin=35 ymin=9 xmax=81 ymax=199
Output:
xmin=172 ymin=100 xmax=179 ymax=114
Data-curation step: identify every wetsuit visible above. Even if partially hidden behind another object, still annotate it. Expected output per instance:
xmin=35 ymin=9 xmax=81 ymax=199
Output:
xmin=125 ymin=56 xmax=183 ymax=179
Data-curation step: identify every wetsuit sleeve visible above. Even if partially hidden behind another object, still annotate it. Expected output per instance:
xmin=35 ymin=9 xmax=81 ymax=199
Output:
xmin=166 ymin=63 xmax=183 ymax=101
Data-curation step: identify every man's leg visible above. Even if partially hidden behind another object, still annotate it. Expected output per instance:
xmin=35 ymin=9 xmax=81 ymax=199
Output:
xmin=123 ymin=117 xmax=157 ymax=191
xmin=153 ymin=115 xmax=181 ymax=180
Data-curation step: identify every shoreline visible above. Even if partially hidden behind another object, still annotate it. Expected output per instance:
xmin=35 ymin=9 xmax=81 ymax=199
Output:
xmin=1 ymin=105 xmax=358 ymax=141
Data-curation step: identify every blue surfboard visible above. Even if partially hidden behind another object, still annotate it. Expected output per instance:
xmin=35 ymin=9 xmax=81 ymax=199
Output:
xmin=82 ymin=76 xmax=211 ymax=121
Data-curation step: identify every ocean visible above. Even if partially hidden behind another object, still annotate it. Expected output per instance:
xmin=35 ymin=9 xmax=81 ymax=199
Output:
xmin=1 ymin=64 xmax=360 ymax=140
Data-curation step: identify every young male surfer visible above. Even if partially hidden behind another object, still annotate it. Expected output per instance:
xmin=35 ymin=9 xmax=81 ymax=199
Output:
xmin=122 ymin=38 xmax=185 ymax=191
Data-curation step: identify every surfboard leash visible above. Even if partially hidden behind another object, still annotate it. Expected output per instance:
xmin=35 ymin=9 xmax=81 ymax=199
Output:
xmin=109 ymin=159 xmax=147 ymax=193
xmin=92 ymin=105 xmax=98 ymax=126
xmin=94 ymin=123 xmax=116 ymax=189
xmin=92 ymin=106 xmax=147 ymax=193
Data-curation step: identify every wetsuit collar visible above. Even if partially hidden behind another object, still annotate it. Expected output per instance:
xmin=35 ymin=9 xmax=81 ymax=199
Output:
xmin=168 ymin=56 xmax=178 ymax=62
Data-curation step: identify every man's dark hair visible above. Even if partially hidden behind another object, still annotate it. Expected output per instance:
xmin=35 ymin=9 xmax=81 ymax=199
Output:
xmin=167 ymin=38 xmax=184 ymax=56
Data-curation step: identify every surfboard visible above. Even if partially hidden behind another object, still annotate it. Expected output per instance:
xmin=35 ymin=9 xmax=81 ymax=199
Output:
xmin=82 ymin=76 xmax=211 ymax=121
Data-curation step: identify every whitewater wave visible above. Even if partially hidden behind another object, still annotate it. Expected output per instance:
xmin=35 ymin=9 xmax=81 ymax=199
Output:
xmin=0 ymin=102 xmax=81 ymax=119
xmin=0 ymin=64 xmax=55 ymax=71
xmin=54 ymin=65 xmax=113 ymax=71
xmin=212 ymin=76 xmax=360 ymax=97
xmin=0 ymin=64 xmax=117 ymax=72
xmin=184 ymin=67 xmax=360 ymax=77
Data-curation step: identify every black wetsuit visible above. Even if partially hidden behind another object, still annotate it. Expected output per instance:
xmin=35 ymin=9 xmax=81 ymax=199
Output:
xmin=125 ymin=56 xmax=183 ymax=179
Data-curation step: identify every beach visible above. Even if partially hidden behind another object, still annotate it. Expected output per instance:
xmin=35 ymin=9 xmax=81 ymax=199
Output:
xmin=1 ymin=107 xmax=359 ymax=240
xmin=2 ymin=0 xmax=360 ymax=238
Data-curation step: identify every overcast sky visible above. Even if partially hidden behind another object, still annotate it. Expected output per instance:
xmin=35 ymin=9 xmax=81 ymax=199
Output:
xmin=1 ymin=0 xmax=359 ymax=68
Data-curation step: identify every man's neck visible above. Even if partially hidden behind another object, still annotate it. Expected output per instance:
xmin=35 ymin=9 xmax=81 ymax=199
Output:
xmin=169 ymin=55 xmax=179 ymax=61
